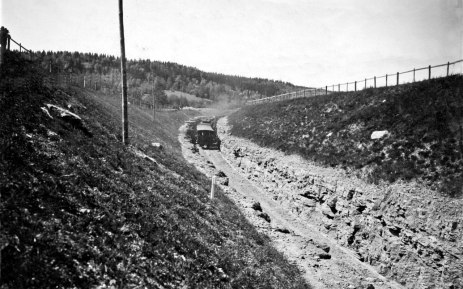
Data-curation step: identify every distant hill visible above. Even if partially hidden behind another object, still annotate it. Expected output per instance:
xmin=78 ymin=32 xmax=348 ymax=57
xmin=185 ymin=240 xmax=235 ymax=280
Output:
xmin=32 ymin=51 xmax=305 ymax=105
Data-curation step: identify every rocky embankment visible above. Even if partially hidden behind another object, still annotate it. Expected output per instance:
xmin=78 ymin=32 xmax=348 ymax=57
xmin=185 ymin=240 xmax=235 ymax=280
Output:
xmin=218 ymin=117 xmax=463 ymax=288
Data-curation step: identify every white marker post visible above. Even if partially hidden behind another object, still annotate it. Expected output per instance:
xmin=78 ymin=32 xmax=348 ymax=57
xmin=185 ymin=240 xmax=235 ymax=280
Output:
xmin=210 ymin=176 xmax=216 ymax=199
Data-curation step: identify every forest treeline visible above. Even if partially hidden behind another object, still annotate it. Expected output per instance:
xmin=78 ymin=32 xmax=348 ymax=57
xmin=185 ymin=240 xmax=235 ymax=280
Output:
xmin=33 ymin=50 xmax=304 ymax=106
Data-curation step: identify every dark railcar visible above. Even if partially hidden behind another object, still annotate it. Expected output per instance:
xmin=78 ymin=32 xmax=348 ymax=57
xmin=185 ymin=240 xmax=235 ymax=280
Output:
xmin=196 ymin=123 xmax=220 ymax=149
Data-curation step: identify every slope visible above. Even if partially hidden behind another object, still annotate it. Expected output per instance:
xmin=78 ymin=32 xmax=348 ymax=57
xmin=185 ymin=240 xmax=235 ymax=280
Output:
xmin=0 ymin=53 xmax=309 ymax=288
xmin=229 ymin=76 xmax=463 ymax=196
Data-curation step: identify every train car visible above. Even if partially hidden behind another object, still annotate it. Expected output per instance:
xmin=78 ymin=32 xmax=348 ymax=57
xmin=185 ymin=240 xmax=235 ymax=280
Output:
xmin=196 ymin=122 xmax=220 ymax=149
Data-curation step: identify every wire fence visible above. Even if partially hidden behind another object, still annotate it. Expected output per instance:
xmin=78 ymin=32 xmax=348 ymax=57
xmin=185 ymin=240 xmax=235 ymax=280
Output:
xmin=42 ymin=73 xmax=180 ymax=111
xmin=247 ymin=59 xmax=463 ymax=105
xmin=0 ymin=26 xmax=34 ymax=64
xmin=0 ymin=27 xmax=185 ymax=111
xmin=3 ymin=26 xmax=462 ymax=109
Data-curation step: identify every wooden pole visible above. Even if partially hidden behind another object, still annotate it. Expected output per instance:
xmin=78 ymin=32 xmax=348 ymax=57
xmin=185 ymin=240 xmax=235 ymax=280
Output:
xmin=413 ymin=69 xmax=415 ymax=82
xmin=152 ymin=75 xmax=155 ymax=121
xmin=428 ymin=65 xmax=431 ymax=79
xmin=364 ymin=78 xmax=367 ymax=88
xmin=325 ymin=86 xmax=327 ymax=95
xmin=338 ymin=84 xmax=340 ymax=92
xmin=355 ymin=81 xmax=357 ymax=91
xmin=386 ymin=74 xmax=388 ymax=87
xmin=374 ymin=77 xmax=376 ymax=88
xmin=0 ymin=26 xmax=8 ymax=69
xmin=447 ymin=62 xmax=450 ymax=76
xmin=119 ymin=0 xmax=129 ymax=145
xmin=396 ymin=72 xmax=399 ymax=86
xmin=210 ymin=176 xmax=216 ymax=199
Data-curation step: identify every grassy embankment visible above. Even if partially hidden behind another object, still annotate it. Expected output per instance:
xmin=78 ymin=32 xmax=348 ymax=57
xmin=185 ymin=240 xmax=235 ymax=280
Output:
xmin=0 ymin=53 xmax=310 ymax=288
xmin=229 ymin=76 xmax=463 ymax=196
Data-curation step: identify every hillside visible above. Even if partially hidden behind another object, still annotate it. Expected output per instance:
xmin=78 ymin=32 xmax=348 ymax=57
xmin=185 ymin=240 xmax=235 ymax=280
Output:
xmin=228 ymin=76 xmax=463 ymax=197
xmin=33 ymin=51 xmax=304 ymax=106
xmin=0 ymin=53 xmax=309 ymax=288
xmin=164 ymin=90 xmax=212 ymax=108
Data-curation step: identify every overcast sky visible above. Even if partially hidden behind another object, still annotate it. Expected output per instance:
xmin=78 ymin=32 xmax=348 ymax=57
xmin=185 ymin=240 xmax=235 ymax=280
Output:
xmin=2 ymin=0 xmax=462 ymax=87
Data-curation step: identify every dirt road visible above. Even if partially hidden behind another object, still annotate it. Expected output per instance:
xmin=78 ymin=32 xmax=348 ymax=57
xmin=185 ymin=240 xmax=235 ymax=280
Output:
xmin=179 ymin=118 xmax=404 ymax=289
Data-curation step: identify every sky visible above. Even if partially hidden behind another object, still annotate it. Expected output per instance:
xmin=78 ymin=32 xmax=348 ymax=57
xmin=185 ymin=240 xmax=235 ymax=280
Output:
xmin=1 ymin=0 xmax=462 ymax=87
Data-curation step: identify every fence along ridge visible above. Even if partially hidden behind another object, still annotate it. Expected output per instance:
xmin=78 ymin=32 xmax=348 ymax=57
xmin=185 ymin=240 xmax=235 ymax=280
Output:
xmin=0 ymin=26 xmax=34 ymax=69
xmin=2 ymin=26 xmax=462 ymax=107
xmin=0 ymin=27 xmax=186 ymax=112
xmin=247 ymin=59 xmax=463 ymax=105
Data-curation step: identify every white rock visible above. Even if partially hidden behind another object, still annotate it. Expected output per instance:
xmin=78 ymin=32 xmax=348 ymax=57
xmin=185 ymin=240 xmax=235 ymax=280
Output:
xmin=371 ymin=130 xmax=389 ymax=140
xmin=151 ymin=142 xmax=163 ymax=149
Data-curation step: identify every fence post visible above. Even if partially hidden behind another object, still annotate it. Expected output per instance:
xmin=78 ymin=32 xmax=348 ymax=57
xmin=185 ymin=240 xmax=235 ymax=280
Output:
xmin=325 ymin=86 xmax=327 ymax=95
xmin=355 ymin=81 xmax=357 ymax=91
xmin=386 ymin=74 xmax=388 ymax=87
xmin=210 ymin=176 xmax=216 ymax=199
xmin=332 ymin=84 xmax=334 ymax=92
xmin=396 ymin=72 xmax=399 ymax=86
xmin=338 ymin=84 xmax=340 ymax=92
xmin=374 ymin=76 xmax=376 ymax=88
xmin=447 ymin=62 xmax=450 ymax=76
xmin=428 ymin=65 xmax=431 ymax=79
xmin=19 ymin=43 xmax=22 ymax=53
xmin=0 ymin=26 xmax=8 ymax=69
xmin=7 ymin=35 xmax=10 ymax=50
xmin=413 ymin=69 xmax=415 ymax=82
xmin=364 ymin=78 xmax=367 ymax=89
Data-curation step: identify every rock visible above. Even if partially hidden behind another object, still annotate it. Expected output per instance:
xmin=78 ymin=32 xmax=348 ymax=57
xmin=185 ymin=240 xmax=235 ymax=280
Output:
xmin=257 ymin=212 xmax=271 ymax=222
xmin=151 ymin=142 xmax=163 ymax=149
xmin=216 ymin=170 xmax=227 ymax=177
xmin=275 ymin=227 xmax=290 ymax=234
xmin=370 ymin=130 xmax=389 ymax=140
xmin=315 ymin=243 xmax=330 ymax=253
xmin=318 ymin=253 xmax=331 ymax=259
xmin=301 ymin=198 xmax=316 ymax=207
xmin=327 ymin=196 xmax=338 ymax=209
xmin=218 ymin=177 xmax=229 ymax=186
xmin=41 ymin=107 xmax=53 ymax=119
xmin=45 ymin=104 xmax=92 ymax=136
xmin=251 ymin=202 xmax=262 ymax=212
xmin=365 ymin=284 xmax=375 ymax=289
xmin=321 ymin=205 xmax=335 ymax=219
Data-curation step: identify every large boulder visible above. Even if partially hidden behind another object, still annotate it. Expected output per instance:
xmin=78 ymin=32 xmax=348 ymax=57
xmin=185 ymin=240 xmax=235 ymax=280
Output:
xmin=45 ymin=104 xmax=92 ymax=137
xmin=370 ymin=130 xmax=389 ymax=140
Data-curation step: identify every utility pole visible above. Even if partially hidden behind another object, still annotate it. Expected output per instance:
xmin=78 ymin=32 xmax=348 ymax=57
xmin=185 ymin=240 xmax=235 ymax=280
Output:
xmin=119 ymin=0 xmax=129 ymax=145
xmin=151 ymin=74 xmax=156 ymax=122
